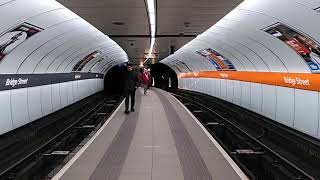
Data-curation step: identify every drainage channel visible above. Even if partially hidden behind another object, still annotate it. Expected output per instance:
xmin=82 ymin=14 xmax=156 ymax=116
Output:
xmin=0 ymin=96 xmax=123 ymax=180
xmin=172 ymin=91 xmax=315 ymax=180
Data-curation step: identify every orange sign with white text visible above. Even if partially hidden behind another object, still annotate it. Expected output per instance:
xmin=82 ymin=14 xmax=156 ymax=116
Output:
xmin=178 ymin=71 xmax=320 ymax=91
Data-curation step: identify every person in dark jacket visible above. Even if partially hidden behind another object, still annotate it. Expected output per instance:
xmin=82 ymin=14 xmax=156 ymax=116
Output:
xmin=124 ymin=64 xmax=138 ymax=114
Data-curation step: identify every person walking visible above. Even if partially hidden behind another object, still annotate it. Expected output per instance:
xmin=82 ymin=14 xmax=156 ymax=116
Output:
xmin=138 ymin=68 xmax=150 ymax=95
xmin=147 ymin=68 xmax=152 ymax=89
xmin=123 ymin=64 xmax=138 ymax=114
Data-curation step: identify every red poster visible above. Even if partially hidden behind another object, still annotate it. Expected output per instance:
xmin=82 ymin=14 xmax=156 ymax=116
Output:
xmin=285 ymin=38 xmax=310 ymax=55
xmin=265 ymin=23 xmax=320 ymax=72
xmin=72 ymin=51 xmax=101 ymax=71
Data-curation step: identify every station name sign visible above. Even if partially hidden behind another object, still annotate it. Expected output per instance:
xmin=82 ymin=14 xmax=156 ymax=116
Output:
xmin=283 ymin=76 xmax=310 ymax=86
xmin=75 ymin=74 xmax=81 ymax=79
xmin=5 ymin=78 xmax=28 ymax=87
xmin=0 ymin=73 xmax=104 ymax=91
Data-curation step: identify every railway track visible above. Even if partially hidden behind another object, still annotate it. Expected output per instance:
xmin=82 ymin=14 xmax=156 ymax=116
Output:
xmin=0 ymin=93 xmax=123 ymax=180
xmin=171 ymin=89 xmax=320 ymax=180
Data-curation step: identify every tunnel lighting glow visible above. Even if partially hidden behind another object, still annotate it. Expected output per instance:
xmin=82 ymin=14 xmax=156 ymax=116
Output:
xmin=145 ymin=0 xmax=156 ymax=64
xmin=149 ymin=13 xmax=156 ymax=26
xmin=147 ymin=0 xmax=155 ymax=13
xmin=149 ymin=37 xmax=155 ymax=53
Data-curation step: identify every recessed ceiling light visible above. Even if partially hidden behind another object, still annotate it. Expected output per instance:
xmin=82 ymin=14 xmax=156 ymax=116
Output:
xmin=112 ymin=21 xmax=125 ymax=25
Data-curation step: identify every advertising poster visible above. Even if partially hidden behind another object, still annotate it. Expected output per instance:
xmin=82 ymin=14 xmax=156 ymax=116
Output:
xmin=72 ymin=51 xmax=101 ymax=71
xmin=102 ymin=59 xmax=116 ymax=74
xmin=88 ymin=60 xmax=101 ymax=72
xmin=264 ymin=23 xmax=320 ymax=73
xmin=175 ymin=60 xmax=192 ymax=72
xmin=167 ymin=62 xmax=183 ymax=73
xmin=168 ymin=60 xmax=192 ymax=72
xmin=197 ymin=48 xmax=236 ymax=71
xmin=0 ymin=23 xmax=42 ymax=62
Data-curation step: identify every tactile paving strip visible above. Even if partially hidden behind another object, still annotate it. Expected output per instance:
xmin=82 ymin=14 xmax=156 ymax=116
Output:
xmin=89 ymin=91 xmax=142 ymax=180
xmin=155 ymin=90 xmax=213 ymax=180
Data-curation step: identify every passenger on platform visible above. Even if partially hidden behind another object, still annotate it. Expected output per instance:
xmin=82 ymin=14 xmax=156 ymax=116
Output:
xmin=138 ymin=68 xmax=150 ymax=95
xmin=124 ymin=64 xmax=138 ymax=114
xmin=146 ymin=68 xmax=152 ymax=89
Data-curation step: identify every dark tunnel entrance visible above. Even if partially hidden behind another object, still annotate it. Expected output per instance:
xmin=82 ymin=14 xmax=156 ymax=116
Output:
xmin=149 ymin=63 xmax=178 ymax=90
xmin=104 ymin=63 xmax=127 ymax=94
xmin=104 ymin=62 xmax=178 ymax=94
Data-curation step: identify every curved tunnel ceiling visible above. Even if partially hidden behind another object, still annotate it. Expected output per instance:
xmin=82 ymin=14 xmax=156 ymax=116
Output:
xmin=0 ymin=0 xmax=128 ymax=75
xmin=57 ymin=0 xmax=243 ymax=64
xmin=162 ymin=0 xmax=320 ymax=74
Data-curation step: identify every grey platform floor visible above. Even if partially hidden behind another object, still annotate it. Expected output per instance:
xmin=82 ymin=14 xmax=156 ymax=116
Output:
xmin=55 ymin=88 xmax=245 ymax=180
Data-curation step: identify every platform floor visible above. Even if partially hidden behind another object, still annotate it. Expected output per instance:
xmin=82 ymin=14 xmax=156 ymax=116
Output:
xmin=53 ymin=88 xmax=247 ymax=180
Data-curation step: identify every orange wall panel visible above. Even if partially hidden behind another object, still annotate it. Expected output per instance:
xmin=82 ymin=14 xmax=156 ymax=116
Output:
xmin=179 ymin=71 xmax=319 ymax=91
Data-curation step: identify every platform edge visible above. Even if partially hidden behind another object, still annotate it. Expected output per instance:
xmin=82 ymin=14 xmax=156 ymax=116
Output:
xmin=166 ymin=91 xmax=249 ymax=180
xmin=52 ymin=99 xmax=125 ymax=180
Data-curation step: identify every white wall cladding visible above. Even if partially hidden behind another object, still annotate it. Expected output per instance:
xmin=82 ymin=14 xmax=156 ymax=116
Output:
xmin=294 ymin=89 xmax=319 ymax=136
xmin=0 ymin=80 xmax=107 ymax=134
xmin=11 ymin=88 xmax=30 ymax=128
xmin=232 ymin=81 xmax=242 ymax=105
xmin=0 ymin=90 xmax=13 ymax=133
xmin=178 ymin=77 xmax=320 ymax=138
xmin=162 ymin=0 xmax=320 ymax=138
xmin=250 ymin=83 xmax=262 ymax=114
xmin=261 ymin=84 xmax=276 ymax=120
xmin=0 ymin=0 xmax=128 ymax=135
xmin=52 ymin=83 xmax=62 ymax=112
xmin=226 ymin=80 xmax=234 ymax=103
xmin=28 ymin=86 xmax=43 ymax=121
xmin=60 ymin=82 xmax=69 ymax=108
xmin=41 ymin=85 xmax=53 ymax=116
xmin=67 ymin=82 xmax=74 ymax=105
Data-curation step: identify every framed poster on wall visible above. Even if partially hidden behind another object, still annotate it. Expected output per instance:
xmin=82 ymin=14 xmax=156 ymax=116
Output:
xmin=72 ymin=51 xmax=101 ymax=71
xmin=167 ymin=61 xmax=183 ymax=73
xmin=264 ymin=23 xmax=320 ymax=73
xmin=196 ymin=48 xmax=236 ymax=71
xmin=0 ymin=23 xmax=43 ymax=62
xmin=175 ymin=59 xmax=193 ymax=72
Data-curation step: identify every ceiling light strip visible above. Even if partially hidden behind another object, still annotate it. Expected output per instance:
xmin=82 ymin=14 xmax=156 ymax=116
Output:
xmin=145 ymin=0 xmax=156 ymax=62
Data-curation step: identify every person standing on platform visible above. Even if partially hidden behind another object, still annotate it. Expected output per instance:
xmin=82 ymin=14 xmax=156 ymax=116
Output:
xmin=124 ymin=64 xmax=138 ymax=114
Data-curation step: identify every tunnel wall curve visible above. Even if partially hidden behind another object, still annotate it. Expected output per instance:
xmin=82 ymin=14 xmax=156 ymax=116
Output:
xmin=161 ymin=0 xmax=320 ymax=139
xmin=0 ymin=0 xmax=128 ymax=135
